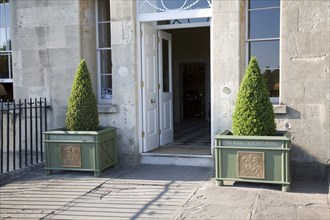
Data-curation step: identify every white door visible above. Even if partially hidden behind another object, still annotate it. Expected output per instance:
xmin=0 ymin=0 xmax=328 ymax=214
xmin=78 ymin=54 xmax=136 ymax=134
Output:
xmin=141 ymin=23 xmax=159 ymax=152
xmin=158 ymin=31 xmax=173 ymax=145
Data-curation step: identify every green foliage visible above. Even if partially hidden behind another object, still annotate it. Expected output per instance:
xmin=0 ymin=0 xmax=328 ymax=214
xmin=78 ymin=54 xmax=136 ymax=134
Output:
xmin=232 ymin=57 xmax=276 ymax=136
xmin=66 ymin=60 xmax=99 ymax=131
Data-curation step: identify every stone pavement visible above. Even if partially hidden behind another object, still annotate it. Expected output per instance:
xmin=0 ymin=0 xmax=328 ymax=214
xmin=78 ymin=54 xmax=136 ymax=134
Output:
xmin=0 ymin=165 xmax=329 ymax=219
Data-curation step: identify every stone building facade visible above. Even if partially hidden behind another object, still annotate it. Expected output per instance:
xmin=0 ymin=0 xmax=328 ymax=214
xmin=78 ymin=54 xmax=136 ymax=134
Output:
xmin=1 ymin=0 xmax=329 ymax=175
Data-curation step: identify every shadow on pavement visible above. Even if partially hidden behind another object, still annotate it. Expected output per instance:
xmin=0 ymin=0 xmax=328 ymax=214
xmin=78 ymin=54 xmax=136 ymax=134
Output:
xmin=232 ymin=176 xmax=328 ymax=194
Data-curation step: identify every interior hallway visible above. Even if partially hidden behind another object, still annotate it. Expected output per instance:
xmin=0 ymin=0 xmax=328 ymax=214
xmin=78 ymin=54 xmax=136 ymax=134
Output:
xmin=150 ymin=118 xmax=211 ymax=155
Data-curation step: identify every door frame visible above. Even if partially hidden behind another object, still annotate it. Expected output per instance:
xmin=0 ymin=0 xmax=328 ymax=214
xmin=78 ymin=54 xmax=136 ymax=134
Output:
xmin=137 ymin=22 xmax=213 ymax=154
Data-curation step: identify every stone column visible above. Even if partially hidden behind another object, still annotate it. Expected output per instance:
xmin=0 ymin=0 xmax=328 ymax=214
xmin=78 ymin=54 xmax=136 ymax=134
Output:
xmin=211 ymin=1 xmax=245 ymax=139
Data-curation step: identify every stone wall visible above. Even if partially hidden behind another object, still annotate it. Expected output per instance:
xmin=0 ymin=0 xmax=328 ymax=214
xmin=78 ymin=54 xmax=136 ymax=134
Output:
xmin=11 ymin=0 xmax=139 ymax=167
xmin=11 ymin=0 xmax=83 ymax=129
xmin=279 ymin=0 xmax=330 ymax=175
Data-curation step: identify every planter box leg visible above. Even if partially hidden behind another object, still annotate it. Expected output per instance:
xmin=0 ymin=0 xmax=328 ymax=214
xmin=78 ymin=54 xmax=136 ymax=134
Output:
xmin=216 ymin=180 xmax=223 ymax=186
xmin=282 ymin=184 xmax=290 ymax=192
xmin=45 ymin=169 xmax=52 ymax=175
xmin=94 ymin=171 xmax=101 ymax=177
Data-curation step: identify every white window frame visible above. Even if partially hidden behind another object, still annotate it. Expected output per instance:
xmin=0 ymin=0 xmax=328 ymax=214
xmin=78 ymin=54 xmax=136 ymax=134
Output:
xmin=245 ymin=0 xmax=280 ymax=104
xmin=0 ymin=0 xmax=12 ymax=84
xmin=96 ymin=0 xmax=112 ymax=104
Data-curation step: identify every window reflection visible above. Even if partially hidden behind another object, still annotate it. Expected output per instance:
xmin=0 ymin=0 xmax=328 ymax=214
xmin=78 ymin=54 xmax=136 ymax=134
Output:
xmin=249 ymin=41 xmax=279 ymax=69
xmin=249 ymin=0 xmax=280 ymax=9
xmin=262 ymin=69 xmax=279 ymax=97
xmin=100 ymin=50 xmax=112 ymax=74
xmin=0 ymin=0 xmax=12 ymax=101
xmin=101 ymin=75 xmax=112 ymax=100
xmin=249 ymin=9 xmax=280 ymax=39
xmin=0 ymin=54 xmax=9 ymax=78
xmin=247 ymin=0 xmax=280 ymax=99
xmin=98 ymin=23 xmax=111 ymax=48
xmin=97 ymin=0 xmax=112 ymax=102
xmin=97 ymin=0 xmax=110 ymax=21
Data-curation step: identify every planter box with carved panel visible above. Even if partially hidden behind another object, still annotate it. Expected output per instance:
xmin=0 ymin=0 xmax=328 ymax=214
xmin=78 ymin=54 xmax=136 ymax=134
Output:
xmin=214 ymin=130 xmax=291 ymax=192
xmin=43 ymin=127 xmax=117 ymax=177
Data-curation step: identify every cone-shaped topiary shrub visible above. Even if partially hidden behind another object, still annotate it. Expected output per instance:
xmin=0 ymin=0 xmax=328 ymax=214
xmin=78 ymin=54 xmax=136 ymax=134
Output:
xmin=66 ymin=60 xmax=99 ymax=131
xmin=232 ymin=57 xmax=276 ymax=136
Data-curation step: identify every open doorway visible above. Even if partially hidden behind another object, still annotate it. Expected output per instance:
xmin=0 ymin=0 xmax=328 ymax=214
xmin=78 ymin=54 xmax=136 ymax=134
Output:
xmin=148 ymin=27 xmax=211 ymax=155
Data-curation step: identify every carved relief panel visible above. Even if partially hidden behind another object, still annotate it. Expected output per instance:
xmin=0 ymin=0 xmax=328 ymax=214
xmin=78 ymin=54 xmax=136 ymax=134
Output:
xmin=238 ymin=151 xmax=265 ymax=179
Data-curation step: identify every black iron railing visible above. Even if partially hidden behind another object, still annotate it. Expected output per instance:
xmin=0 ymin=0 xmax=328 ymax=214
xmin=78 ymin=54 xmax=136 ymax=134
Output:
xmin=0 ymin=98 xmax=50 ymax=174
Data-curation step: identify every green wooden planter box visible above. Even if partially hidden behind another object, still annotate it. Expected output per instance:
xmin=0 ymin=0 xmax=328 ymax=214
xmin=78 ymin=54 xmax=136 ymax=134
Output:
xmin=214 ymin=130 xmax=291 ymax=192
xmin=43 ymin=127 xmax=117 ymax=177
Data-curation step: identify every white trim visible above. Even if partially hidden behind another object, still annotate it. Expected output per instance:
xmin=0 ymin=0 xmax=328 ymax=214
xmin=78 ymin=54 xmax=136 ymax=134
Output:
xmin=270 ymin=97 xmax=280 ymax=105
xmin=0 ymin=79 xmax=13 ymax=83
xmin=248 ymin=6 xmax=280 ymax=11
xmin=137 ymin=22 xmax=143 ymax=154
xmin=245 ymin=0 xmax=281 ymax=105
xmin=96 ymin=47 xmax=112 ymax=50
xmin=279 ymin=0 xmax=282 ymax=105
xmin=156 ymin=21 xmax=210 ymax=30
xmin=95 ymin=0 xmax=112 ymax=105
xmin=137 ymin=5 xmax=213 ymax=155
xmin=247 ymin=37 xmax=280 ymax=42
xmin=98 ymin=21 xmax=111 ymax=24
xmin=138 ymin=8 xmax=211 ymax=22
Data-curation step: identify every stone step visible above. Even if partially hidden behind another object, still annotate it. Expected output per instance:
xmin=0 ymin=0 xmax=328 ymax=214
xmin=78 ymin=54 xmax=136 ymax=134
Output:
xmin=140 ymin=153 xmax=214 ymax=167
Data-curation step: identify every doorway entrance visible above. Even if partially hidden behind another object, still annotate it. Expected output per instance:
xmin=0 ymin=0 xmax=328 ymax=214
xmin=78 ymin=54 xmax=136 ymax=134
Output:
xmin=141 ymin=24 xmax=211 ymax=155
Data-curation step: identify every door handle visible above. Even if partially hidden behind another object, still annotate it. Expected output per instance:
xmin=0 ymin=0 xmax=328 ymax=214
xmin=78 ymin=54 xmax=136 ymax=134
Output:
xmin=151 ymin=99 xmax=156 ymax=104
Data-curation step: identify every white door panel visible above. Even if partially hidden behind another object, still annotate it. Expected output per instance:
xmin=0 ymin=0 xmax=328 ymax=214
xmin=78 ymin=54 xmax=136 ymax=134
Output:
xmin=159 ymin=31 xmax=173 ymax=145
xmin=142 ymin=23 xmax=159 ymax=152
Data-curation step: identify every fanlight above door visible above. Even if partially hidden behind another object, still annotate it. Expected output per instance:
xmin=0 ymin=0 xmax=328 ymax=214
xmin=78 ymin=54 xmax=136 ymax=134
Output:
xmin=139 ymin=0 xmax=212 ymax=14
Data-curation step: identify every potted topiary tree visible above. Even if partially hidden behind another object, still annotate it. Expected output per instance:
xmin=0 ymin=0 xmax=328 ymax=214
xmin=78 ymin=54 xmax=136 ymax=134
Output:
xmin=214 ymin=57 xmax=291 ymax=191
xmin=44 ymin=60 xmax=117 ymax=177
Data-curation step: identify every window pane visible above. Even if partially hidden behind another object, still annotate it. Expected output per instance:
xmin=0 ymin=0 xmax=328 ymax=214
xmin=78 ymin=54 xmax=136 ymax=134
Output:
xmin=249 ymin=0 xmax=280 ymax=9
xmin=249 ymin=40 xmax=279 ymax=69
xmin=261 ymin=68 xmax=279 ymax=97
xmin=5 ymin=1 xmax=9 ymax=25
xmin=97 ymin=0 xmax=110 ymax=22
xmin=0 ymin=54 xmax=9 ymax=78
xmin=162 ymin=39 xmax=169 ymax=92
xmin=100 ymin=75 xmax=112 ymax=100
xmin=99 ymin=50 xmax=112 ymax=74
xmin=0 ymin=27 xmax=6 ymax=50
xmin=7 ymin=27 xmax=10 ymax=49
xmin=0 ymin=5 xmax=5 ymax=27
xmin=98 ymin=23 xmax=111 ymax=48
xmin=0 ymin=82 xmax=13 ymax=101
xmin=249 ymin=8 xmax=280 ymax=39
